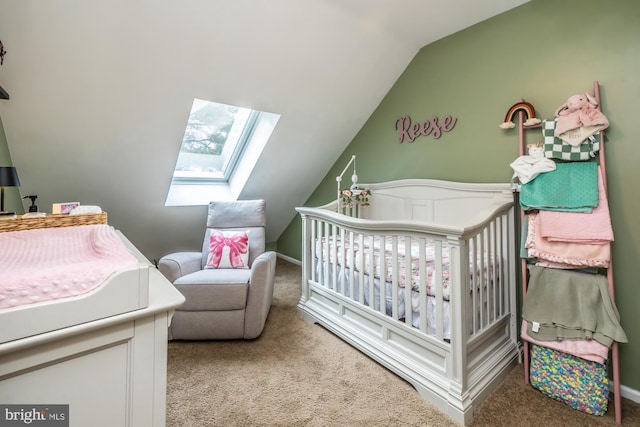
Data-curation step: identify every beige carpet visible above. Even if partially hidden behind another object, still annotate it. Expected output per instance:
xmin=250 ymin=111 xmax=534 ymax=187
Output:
xmin=166 ymin=259 xmax=640 ymax=426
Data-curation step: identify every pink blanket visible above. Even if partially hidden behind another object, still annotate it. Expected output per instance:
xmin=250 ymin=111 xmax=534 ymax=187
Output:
xmin=538 ymin=167 xmax=613 ymax=244
xmin=526 ymin=213 xmax=610 ymax=269
xmin=0 ymin=225 xmax=139 ymax=309
xmin=521 ymin=321 xmax=609 ymax=365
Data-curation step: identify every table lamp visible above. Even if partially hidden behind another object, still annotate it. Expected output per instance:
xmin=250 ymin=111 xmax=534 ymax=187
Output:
xmin=0 ymin=166 xmax=20 ymax=213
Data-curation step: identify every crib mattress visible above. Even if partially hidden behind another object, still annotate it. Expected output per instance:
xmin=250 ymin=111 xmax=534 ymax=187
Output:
xmin=0 ymin=226 xmax=150 ymax=344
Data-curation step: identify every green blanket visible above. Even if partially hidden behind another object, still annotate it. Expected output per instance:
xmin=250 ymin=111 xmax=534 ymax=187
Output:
xmin=522 ymin=265 xmax=627 ymax=347
xmin=520 ymin=161 xmax=598 ymax=212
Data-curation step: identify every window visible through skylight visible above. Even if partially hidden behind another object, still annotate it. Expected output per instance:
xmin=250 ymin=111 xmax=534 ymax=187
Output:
xmin=165 ymin=99 xmax=280 ymax=206
xmin=173 ymin=99 xmax=256 ymax=182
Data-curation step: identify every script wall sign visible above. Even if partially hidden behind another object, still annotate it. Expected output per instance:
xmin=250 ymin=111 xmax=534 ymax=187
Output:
xmin=395 ymin=115 xmax=457 ymax=143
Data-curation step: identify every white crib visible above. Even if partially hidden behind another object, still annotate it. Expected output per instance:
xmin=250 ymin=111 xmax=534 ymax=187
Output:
xmin=296 ymin=178 xmax=521 ymax=425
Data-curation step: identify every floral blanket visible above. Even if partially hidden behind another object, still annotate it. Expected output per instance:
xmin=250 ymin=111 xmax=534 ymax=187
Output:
xmin=315 ymin=235 xmax=498 ymax=301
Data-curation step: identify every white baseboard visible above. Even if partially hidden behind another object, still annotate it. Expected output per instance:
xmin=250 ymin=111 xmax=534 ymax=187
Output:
xmin=276 ymin=253 xmax=301 ymax=266
xmin=621 ymin=384 xmax=640 ymax=404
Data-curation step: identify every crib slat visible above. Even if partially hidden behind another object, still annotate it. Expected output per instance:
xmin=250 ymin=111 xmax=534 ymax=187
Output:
xmin=470 ymin=237 xmax=477 ymax=335
xmin=419 ymin=238 xmax=428 ymax=334
xmin=337 ymin=227 xmax=344 ymax=294
xmin=324 ymin=222 xmax=331 ymax=289
xmin=346 ymin=230 xmax=352 ymax=299
xmin=469 ymin=236 xmax=482 ymax=335
xmin=378 ymin=235 xmax=386 ymax=317
xmin=347 ymin=230 xmax=355 ymax=300
xmin=434 ymin=240 xmax=444 ymax=341
xmin=476 ymin=228 xmax=489 ymax=330
xmin=499 ymin=216 xmax=504 ymax=314
xmin=498 ymin=216 xmax=505 ymax=315
xmin=357 ymin=233 xmax=365 ymax=305
xmin=311 ymin=219 xmax=318 ymax=283
xmin=474 ymin=229 xmax=489 ymax=332
xmin=368 ymin=234 xmax=375 ymax=309
xmin=391 ymin=236 xmax=399 ymax=321
xmin=498 ymin=217 xmax=510 ymax=314
xmin=320 ymin=220 xmax=325 ymax=284
xmin=491 ymin=220 xmax=498 ymax=321
xmin=322 ymin=221 xmax=327 ymax=285
xmin=404 ymin=235 xmax=413 ymax=328
xmin=482 ymin=228 xmax=489 ymax=327
xmin=331 ymin=224 xmax=338 ymax=291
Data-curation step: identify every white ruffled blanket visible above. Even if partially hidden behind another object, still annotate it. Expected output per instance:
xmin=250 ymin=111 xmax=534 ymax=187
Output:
xmin=0 ymin=225 xmax=139 ymax=309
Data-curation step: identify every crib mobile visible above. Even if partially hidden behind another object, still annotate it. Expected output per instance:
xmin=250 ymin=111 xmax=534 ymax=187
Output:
xmin=501 ymin=80 xmax=623 ymax=424
xmin=336 ymin=155 xmax=371 ymax=213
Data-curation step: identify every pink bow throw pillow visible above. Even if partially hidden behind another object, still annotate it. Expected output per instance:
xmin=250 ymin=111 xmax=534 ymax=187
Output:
xmin=205 ymin=230 xmax=250 ymax=269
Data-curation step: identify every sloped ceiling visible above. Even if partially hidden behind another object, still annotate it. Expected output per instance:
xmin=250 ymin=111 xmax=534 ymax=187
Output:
xmin=0 ymin=0 xmax=529 ymax=259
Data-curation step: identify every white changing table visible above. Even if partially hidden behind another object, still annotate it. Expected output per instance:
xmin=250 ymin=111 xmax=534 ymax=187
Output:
xmin=0 ymin=231 xmax=185 ymax=427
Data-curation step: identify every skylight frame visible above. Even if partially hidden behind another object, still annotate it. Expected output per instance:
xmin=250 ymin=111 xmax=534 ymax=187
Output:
xmin=170 ymin=100 xmax=260 ymax=184
xmin=165 ymin=98 xmax=280 ymax=207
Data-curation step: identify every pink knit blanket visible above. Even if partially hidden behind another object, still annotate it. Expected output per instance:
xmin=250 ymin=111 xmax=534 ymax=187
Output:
xmin=0 ymin=225 xmax=139 ymax=309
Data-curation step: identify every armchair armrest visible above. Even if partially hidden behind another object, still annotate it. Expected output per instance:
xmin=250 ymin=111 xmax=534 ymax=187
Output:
xmin=158 ymin=251 xmax=203 ymax=283
xmin=244 ymin=251 xmax=277 ymax=339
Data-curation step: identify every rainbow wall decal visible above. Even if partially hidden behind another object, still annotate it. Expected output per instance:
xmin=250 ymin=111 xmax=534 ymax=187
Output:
xmin=500 ymin=101 xmax=541 ymax=129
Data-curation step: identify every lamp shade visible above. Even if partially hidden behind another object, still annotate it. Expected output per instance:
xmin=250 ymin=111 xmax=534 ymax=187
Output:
xmin=0 ymin=166 xmax=20 ymax=187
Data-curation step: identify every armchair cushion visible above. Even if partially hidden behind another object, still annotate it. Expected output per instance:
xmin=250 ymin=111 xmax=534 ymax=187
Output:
xmin=174 ymin=268 xmax=251 ymax=311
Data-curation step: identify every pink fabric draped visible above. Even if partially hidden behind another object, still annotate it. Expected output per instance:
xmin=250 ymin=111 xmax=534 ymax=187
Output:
xmin=526 ymin=212 xmax=610 ymax=268
xmin=521 ymin=321 xmax=609 ymax=365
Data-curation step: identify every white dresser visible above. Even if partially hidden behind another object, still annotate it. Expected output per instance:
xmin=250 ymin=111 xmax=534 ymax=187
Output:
xmin=0 ymin=231 xmax=185 ymax=427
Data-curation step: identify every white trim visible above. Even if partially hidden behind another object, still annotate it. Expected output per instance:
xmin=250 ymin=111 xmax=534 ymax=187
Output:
xmin=276 ymin=252 xmax=301 ymax=266
xmin=620 ymin=384 xmax=640 ymax=404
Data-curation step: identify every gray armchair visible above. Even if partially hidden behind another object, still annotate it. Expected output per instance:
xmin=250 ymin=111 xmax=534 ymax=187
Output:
xmin=158 ymin=200 xmax=276 ymax=340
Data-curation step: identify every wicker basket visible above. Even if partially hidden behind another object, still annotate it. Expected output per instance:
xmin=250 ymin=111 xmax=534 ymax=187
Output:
xmin=0 ymin=212 xmax=108 ymax=233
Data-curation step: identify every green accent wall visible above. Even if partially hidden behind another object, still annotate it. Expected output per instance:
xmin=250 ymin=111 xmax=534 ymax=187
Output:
xmin=278 ymin=0 xmax=640 ymax=391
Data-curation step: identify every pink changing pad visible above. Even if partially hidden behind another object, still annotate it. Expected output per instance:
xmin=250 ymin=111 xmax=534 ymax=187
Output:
xmin=0 ymin=224 xmax=139 ymax=309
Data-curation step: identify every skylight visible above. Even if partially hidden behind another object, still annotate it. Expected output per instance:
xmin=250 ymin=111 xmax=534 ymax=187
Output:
xmin=165 ymin=99 xmax=279 ymax=206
